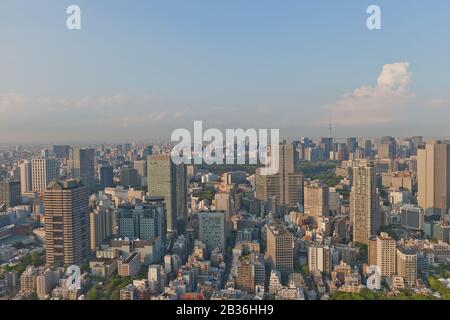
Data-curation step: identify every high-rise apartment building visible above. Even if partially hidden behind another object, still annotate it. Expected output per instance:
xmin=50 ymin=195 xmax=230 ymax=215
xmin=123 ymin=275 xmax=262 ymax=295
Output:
xmin=19 ymin=160 xmax=32 ymax=194
xmin=265 ymin=223 xmax=294 ymax=281
xmin=198 ymin=211 xmax=226 ymax=253
xmin=235 ymin=252 xmax=265 ymax=294
xmin=376 ymin=232 xmax=396 ymax=277
xmin=417 ymin=141 xmax=450 ymax=218
xmin=304 ymin=179 xmax=329 ymax=218
xmin=68 ymin=148 xmax=96 ymax=192
xmin=147 ymin=154 xmax=186 ymax=236
xmin=308 ymin=243 xmax=333 ymax=274
xmin=255 ymin=143 xmax=303 ymax=209
xmin=90 ymin=207 xmax=116 ymax=250
xmin=350 ymin=160 xmax=380 ymax=244
xmin=44 ymin=179 xmax=90 ymax=266
xmin=31 ymin=158 xmax=59 ymax=193
xmin=396 ymin=247 xmax=418 ymax=287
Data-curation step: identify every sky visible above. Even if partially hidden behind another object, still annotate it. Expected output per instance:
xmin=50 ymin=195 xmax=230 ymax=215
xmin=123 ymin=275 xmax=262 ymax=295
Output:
xmin=0 ymin=0 xmax=449 ymax=143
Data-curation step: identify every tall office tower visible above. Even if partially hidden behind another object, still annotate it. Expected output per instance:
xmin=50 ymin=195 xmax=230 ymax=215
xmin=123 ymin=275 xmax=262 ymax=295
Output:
xmin=198 ymin=211 xmax=226 ymax=253
xmin=255 ymin=142 xmax=304 ymax=209
xmin=378 ymin=136 xmax=397 ymax=159
xmin=321 ymin=137 xmax=333 ymax=160
xmin=235 ymin=252 xmax=265 ymax=294
xmin=304 ymin=179 xmax=329 ymax=218
xmin=265 ymin=223 xmax=294 ymax=282
xmin=308 ymin=243 xmax=333 ymax=274
xmin=0 ymin=180 xmax=21 ymax=208
xmin=147 ymin=154 xmax=186 ymax=236
xmin=67 ymin=148 xmax=96 ymax=192
xmin=133 ymin=160 xmax=148 ymax=177
xmin=117 ymin=196 xmax=166 ymax=241
xmin=119 ymin=167 xmax=139 ymax=188
xmin=350 ymin=160 xmax=380 ymax=244
xmin=90 ymin=207 xmax=115 ymax=250
xmin=44 ymin=180 xmax=90 ymax=266
xmin=347 ymin=137 xmax=358 ymax=154
xmin=410 ymin=136 xmax=424 ymax=156
xmin=31 ymin=158 xmax=59 ymax=193
xmin=98 ymin=165 xmax=114 ymax=189
xmin=19 ymin=160 xmax=32 ymax=194
xmin=364 ymin=140 xmax=372 ymax=158
xmin=396 ymin=247 xmax=418 ymax=287
xmin=417 ymin=141 xmax=450 ymax=219
xmin=53 ymin=145 xmax=70 ymax=159
xmin=376 ymin=232 xmax=396 ymax=277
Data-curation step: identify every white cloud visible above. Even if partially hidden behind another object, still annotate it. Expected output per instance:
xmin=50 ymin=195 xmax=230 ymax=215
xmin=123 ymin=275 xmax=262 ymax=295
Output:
xmin=424 ymin=98 xmax=448 ymax=109
xmin=326 ymin=62 xmax=415 ymax=125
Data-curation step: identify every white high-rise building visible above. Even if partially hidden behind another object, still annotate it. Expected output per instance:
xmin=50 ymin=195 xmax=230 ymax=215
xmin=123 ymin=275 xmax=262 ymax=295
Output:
xmin=31 ymin=158 xmax=59 ymax=192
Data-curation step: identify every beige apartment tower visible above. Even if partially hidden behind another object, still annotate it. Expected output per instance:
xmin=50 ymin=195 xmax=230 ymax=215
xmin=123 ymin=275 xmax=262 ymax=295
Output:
xmin=44 ymin=179 xmax=90 ymax=266
xmin=417 ymin=141 xmax=450 ymax=218
xmin=350 ymin=160 xmax=380 ymax=244
xmin=304 ymin=179 xmax=329 ymax=218
xmin=396 ymin=247 xmax=418 ymax=287
xmin=376 ymin=232 xmax=396 ymax=277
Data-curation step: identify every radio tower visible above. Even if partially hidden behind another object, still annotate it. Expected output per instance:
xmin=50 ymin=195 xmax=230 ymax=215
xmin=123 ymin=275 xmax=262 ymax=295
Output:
xmin=328 ymin=120 xmax=332 ymax=139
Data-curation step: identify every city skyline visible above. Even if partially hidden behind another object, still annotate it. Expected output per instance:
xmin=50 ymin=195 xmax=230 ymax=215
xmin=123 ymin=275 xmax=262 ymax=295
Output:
xmin=1 ymin=0 xmax=450 ymax=142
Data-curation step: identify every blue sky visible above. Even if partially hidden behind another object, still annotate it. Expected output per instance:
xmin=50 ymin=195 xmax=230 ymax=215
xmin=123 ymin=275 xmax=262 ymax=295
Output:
xmin=1 ymin=0 xmax=449 ymax=142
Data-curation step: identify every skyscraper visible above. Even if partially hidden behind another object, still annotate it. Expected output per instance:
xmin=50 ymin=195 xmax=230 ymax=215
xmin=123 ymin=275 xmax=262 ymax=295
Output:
xmin=0 ymin=180 xmax=21 ymax=208
xmin=44 ymin=179 xmax=90 ymax=266
xmin=378 ymin=136 xmax=397 ymax=159
xmin=198 ymin=211 xmax=226 ymax=253
xmin=147 ymin=154 xmax=186 ymax=236
xmin=417 ymin=141 xmax=450 ymax=219
xmin=255 ymin=142 xmax=303 ymax=209
xmin=376 ymin=232 xmax=396 ymax=277
xmin=90 ymin=207 xmax=115 ymax=250
xmin=350 ymin=160 xmax=380 ymax=244
xmin=396 ymin=247 xmax=418 ymax=287
xmin=304 ymin=179 xmax=329 ymax=218
xmin=68 ymin=148 xmax=96 ymax=192
xmin=117 ymin=196 xmax=165 ymax=241
xmin=265 ymin=223 xmax=294 ymax=282
xmin=31 ymin=158 xmax=59 ymax=193
xmin=19 ymin=160 xmax=32 ymax=194
xmin=99 ymin=164 xmax=114 ymax=189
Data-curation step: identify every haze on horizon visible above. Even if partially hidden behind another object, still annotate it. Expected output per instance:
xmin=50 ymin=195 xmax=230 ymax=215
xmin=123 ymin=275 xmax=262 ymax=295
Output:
xmin=1 ymin=0 xmax=449 ymax=143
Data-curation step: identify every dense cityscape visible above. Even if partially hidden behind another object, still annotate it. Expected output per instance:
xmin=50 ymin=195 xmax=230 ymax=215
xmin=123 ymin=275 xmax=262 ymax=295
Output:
xmin=1 ymin=1 xmax=450 ymax=309
xmin=0 ymin=137 xmax=449 ymax=301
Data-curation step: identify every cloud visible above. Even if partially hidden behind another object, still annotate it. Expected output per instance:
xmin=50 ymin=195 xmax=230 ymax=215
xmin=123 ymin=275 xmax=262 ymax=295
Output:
xmin=424 ymin=98 xmax=448 ymax=109
xmin=326 ymin=62 xmax=415 ymax=125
